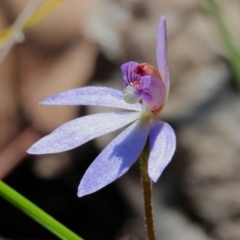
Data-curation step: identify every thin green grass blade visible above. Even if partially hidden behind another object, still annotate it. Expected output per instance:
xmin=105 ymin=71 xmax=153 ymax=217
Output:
xmin=205 ymin=0 xmax=240 ymax=88
xmin=0 ymin=180 xmax=83 ymax=240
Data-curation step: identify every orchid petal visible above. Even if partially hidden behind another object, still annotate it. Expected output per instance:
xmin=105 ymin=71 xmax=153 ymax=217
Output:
xmin=148 ymin=120 xmax=176 ymax=182
xmin=141 ymin=75 xmax=166 ymax=111
xmin=121 ymin=61 xmax=139 ymax=86
xmin=41 ymin=87 xmax=142 ymax=111
xmin=27 ymin=112 xmax=140 ymax=154
xmin=156 ymin=17 xmax=170 ymax=93
xmin=78 ymin=119 xmax=149 ymax=197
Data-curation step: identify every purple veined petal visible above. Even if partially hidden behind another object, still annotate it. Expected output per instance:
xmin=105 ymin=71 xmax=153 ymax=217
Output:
xmin=78 ymin=118 xmax=150 ymax=197
xmin=120 ymin=61 xmax=139 ymax=86
xmin=148 ymin=120 xmax=176 ymax=182
xmin=27 ymin=111 xmax=141 ymax=154
xmin=13 ymin=0 xmax=43 ymax=31
xmin=40 ymin=86 xmax=142 ymax=111
xmin=156 ymin=16 xmax=170 ymax=94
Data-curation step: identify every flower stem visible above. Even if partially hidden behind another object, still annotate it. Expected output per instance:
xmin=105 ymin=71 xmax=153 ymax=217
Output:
xmin=140 ymin=143 xmax=156 ymax=240
xmin=0 ymin=180 xmax=83 ymax=240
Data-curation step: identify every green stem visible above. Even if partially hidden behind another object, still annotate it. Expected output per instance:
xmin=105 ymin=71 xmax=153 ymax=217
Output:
xmin=0 ymin=180 xmax=83 ymax=240
xmin=206 ymin=0 xmax=240 ymax=88
xmin=140 ymin=143 xmax=156 ymax=240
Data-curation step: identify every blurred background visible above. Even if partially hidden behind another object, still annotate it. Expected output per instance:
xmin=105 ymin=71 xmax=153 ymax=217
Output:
xmin=0 ymin=0 xmax=240 ymax=239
